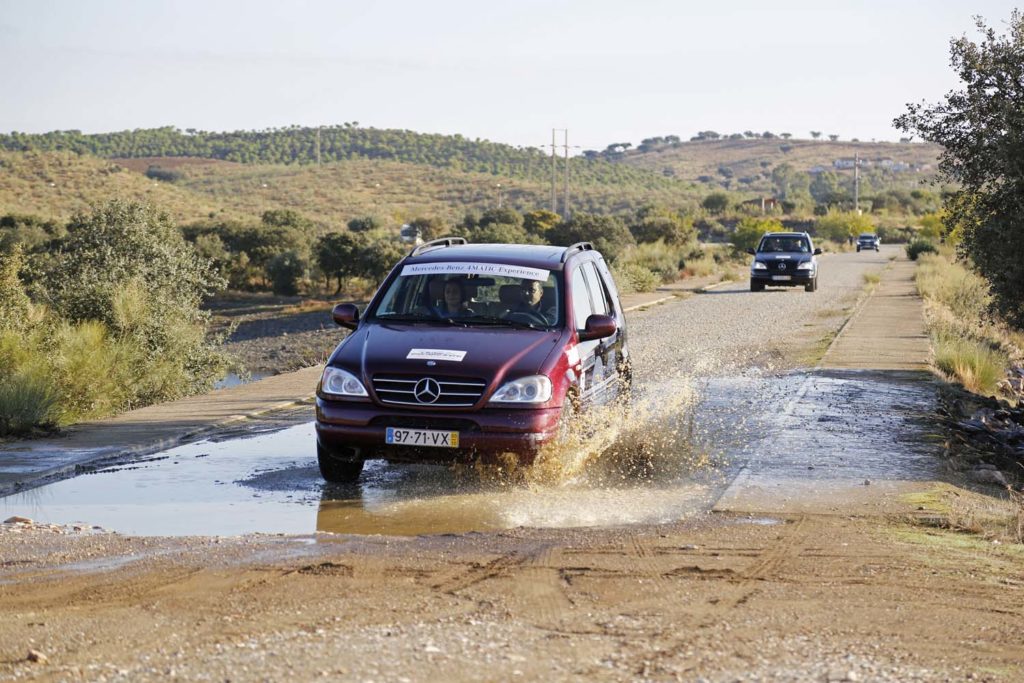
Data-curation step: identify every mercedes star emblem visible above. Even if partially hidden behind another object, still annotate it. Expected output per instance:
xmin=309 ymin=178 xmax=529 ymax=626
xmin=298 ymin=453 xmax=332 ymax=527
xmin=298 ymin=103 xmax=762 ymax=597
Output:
xmin=414 ymin=378 xmax=441 ymax=404
xmin=778 ymin=262 xmax=787 ymax=270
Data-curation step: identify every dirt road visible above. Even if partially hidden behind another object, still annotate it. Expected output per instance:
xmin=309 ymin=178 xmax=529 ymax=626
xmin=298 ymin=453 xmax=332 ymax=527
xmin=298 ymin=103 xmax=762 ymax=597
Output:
xmin=2 ymin=247 xmax=1023 ymax=682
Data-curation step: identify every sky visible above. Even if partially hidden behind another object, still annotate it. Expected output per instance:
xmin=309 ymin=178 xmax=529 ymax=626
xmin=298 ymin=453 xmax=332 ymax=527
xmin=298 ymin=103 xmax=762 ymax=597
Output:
xmin=0 ymin=0 xmax=1017 ymax=151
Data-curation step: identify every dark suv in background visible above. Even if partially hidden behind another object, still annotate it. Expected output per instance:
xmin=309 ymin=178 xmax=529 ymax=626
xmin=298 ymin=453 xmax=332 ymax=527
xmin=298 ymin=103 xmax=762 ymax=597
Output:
xmin=314 ymin=238 xmax=630 ymax=482
xmin=857 ymin=233 xmax=881 ymax=251
xmin=748 ymin=231 xmax=821 ymax=292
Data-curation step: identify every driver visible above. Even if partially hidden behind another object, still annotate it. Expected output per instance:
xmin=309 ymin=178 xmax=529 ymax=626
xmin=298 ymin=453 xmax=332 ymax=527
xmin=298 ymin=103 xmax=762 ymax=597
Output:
xmin=513 ymin=279 xmax=556 ymax=322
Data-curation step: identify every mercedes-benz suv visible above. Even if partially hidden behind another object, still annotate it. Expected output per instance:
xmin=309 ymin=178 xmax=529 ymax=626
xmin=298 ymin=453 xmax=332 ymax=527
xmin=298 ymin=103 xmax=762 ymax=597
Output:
xmin=856 ymin=233 xmax=881 ymax=252
xmin=314 ymin=237 xmax=630 ymax=482
xmin=748 ymin=231 xmax=821 ymax=292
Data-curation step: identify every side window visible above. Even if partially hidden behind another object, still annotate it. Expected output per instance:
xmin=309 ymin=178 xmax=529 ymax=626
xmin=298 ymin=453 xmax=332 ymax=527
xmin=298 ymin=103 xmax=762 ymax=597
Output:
xmin=582 ymin=262 xmax=610 ymax=316
xmin=570 ymin=266 xmax=593 ymax=330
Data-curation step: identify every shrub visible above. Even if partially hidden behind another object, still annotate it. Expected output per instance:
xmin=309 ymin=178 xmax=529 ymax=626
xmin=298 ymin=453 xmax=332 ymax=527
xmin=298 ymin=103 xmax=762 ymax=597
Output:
xmin=815 ymin=210 xmax=874 ymax=242
xmin=934 ymin=335 xmax=1007 ymax=396
xmin=145 ymin=165 xmax=184 ymax=182
xmin=906 ymin=239 xmax=938 ymax=261
xmin=0 ymin=365 xmax=58 ymax=436
xmin=611 ymin=262 xmax=660 ymax=294
xmin=616 ymin=241 xmax=684 ymax=284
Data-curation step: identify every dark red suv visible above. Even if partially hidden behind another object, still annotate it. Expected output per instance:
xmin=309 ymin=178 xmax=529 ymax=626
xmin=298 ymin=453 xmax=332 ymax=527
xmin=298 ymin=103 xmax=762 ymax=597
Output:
xmin=314 ymin=237 xmax=630 ymax=482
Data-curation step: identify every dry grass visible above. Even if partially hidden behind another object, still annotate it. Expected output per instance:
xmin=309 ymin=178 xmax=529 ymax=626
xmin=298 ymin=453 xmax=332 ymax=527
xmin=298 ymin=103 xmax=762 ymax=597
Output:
xmin=914 ymin=254 xmax=1022 ymax=399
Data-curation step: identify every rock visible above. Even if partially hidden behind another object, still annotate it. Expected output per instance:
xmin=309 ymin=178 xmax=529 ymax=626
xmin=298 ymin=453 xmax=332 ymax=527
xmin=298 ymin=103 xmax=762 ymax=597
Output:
xmin=26 ymin=649 xmax=47 ymax=663
xmin=4 ymin=516 xmax=32 ymax=524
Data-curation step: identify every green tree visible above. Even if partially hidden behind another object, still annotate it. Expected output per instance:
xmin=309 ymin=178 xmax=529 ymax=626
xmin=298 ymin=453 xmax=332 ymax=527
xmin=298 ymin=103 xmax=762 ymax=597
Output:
xmin=315 ymin=231 xmax=361 ymax=293
xmin=547 ymin=213 xmax=635 ymax=262
xmin=895 ymin=11 xmax=1024 ymax=324
xmin=356 ymin=238 xmax=407 ymax=282
xmin=770 ymin=163 xmax=811 ymax=202
xmin=522 ymin=209 xmax=561 ymax=238
xmin=701 ymin=192 xmax=730 ymax=214
xmin=733 ymin=217 xmax=784 ymax=252
xmin=267 ymin=251 xmax=306 ymax=295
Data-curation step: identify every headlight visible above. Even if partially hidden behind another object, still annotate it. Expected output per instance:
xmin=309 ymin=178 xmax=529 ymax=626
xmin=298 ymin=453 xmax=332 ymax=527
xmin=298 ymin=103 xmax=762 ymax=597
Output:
xmin=797 ymin=261 xmax=815 ymax=271
xmin=320 ymin=366 xmax=368 ymax=398
xmin=489 ymin=375 xmax=552 ymax=404
xmin=752 ymin=261 xmax=767 ymax=271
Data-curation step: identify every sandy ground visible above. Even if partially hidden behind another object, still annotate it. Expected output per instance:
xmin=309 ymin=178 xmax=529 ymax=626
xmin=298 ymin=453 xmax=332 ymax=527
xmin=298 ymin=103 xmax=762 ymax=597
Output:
xmin=2 ymin=510 xmax=1022 ymax=682
xmin=2 ymin=249 xmax=1023 ymax=681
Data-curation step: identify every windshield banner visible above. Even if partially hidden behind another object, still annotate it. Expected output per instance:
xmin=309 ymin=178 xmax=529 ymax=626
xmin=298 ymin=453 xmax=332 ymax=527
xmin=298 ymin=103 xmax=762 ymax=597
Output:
xmin=401 ymin=262 xmax=550 ymax=281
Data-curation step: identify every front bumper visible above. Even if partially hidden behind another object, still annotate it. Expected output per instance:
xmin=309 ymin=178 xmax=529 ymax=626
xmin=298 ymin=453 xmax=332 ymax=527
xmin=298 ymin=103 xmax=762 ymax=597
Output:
xmin=315 ymin=397 xmax=563 ymax=462
xmin=750 ymin=270 xmax=815 ymax=286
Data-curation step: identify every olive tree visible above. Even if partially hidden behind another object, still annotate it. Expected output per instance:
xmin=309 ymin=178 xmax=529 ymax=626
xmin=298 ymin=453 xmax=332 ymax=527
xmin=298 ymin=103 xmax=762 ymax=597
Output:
xmin=895 ymin=11 xmax=1024 ymax=325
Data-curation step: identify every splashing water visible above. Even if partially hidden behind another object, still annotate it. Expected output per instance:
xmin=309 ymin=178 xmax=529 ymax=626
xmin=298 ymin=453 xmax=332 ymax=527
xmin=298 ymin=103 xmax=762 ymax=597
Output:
xmin=524 ymin=370 xmax=719 ymax=487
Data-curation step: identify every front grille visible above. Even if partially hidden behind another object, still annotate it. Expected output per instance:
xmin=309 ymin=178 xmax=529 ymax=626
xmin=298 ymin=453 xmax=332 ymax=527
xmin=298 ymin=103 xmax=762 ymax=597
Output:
xmin=767 ymin=260 xmax=794 ymax=272
xmin=372 ymin=374 xmax=488 ymax=407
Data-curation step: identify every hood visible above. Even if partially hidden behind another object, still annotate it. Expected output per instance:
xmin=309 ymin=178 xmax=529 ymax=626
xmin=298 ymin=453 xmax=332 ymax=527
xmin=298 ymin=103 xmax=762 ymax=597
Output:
xmin=329 ymin=322 xmax=563 ymax=387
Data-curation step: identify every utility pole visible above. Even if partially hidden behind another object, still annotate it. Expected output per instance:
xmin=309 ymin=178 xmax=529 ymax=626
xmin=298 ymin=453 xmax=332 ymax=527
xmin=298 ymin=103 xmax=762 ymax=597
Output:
xmin=316 ymin=126 xmax=322 ymax=168
xmin=550 ymin=128 xmax=557 ymax=214
xmin=853 ymin=152 xmax=860 ymax=214
xmin=563 ymin=129 xmax=570 ymax=219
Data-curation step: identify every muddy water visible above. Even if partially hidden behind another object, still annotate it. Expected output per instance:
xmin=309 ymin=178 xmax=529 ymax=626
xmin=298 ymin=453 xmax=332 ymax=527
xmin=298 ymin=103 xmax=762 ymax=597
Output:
xmin=0 ymin=368 xmax=943 ymax=537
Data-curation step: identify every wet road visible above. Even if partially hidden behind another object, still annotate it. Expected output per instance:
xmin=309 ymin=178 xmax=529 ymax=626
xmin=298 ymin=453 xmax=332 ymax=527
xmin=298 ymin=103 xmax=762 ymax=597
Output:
xmin=2 ymin=247 xmax=943 ymax=536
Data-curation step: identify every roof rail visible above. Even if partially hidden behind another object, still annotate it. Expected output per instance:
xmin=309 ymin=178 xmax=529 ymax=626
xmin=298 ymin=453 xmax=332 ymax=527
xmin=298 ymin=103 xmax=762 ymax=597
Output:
xmin=410 ymin=236 xmax=468 ymax=257
xmin=560 ymin=241 xmax=595 ymax=263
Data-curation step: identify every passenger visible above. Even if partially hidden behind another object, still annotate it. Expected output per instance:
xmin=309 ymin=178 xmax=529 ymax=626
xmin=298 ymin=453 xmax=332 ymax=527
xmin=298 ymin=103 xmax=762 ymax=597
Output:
xmin=435 ymin=279 xmax=473 ymax=317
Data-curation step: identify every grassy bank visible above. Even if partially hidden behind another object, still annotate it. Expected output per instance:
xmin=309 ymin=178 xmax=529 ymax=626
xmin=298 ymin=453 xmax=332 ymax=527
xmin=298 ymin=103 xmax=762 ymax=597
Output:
xmin=914 ymin=252 xmax=1023 ymax=398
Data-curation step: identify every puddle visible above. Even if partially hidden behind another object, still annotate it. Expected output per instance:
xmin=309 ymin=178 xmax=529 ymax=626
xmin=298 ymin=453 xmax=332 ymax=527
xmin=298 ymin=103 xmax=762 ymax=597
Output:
xmin=0 ymin=369 xmax=945 ymax=537
xmin=213 ymin=371 xmax=271 ymax=390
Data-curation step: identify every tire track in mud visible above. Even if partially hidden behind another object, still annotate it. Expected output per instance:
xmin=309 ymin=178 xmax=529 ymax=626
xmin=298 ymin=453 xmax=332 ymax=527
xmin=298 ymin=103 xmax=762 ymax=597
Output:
xmin=429 ymin=543 xmax=577 ymax=627
xmin=616 ymin=515 xmax=814 ymax=677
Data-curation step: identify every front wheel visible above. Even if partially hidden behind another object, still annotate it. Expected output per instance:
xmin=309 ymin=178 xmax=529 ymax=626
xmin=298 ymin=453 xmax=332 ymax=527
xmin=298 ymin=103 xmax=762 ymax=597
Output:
xmin=317 ymin=443 xmax=365 ymax=483
xmin=750 ymin=281 xmax=765 ymax=292
xmin=805 ymin=278 xmax=818 ymax=293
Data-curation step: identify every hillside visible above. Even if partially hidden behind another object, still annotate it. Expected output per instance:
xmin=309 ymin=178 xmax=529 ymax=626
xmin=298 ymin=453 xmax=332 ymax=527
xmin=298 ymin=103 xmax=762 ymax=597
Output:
xmin=0 ymin=151 xmax=246 ymax=223
xmin=0 ymin=152 xmax=705 ymax=228
xmin=616 ymin=138 xmax=942 ymax=194
xmin=0 ymin=128 xmax=947 ymax=230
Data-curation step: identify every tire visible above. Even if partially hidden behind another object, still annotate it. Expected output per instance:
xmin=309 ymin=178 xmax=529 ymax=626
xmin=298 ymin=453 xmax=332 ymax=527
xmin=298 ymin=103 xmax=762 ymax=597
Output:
xmin=317 ymin=442 xmax=364 ymax=483
xmin=805 ymin=278 xmax=818 ymax=293
xmin=750 ymin=281 xmax=765 ymax=292
xmin=856 ymin=247 xmax=861 ymax=252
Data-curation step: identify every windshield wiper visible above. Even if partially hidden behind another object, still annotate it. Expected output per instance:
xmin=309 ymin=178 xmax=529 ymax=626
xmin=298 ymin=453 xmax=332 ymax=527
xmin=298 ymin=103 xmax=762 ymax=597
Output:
xmin=465 ymin=315 xmax=546 ymax=330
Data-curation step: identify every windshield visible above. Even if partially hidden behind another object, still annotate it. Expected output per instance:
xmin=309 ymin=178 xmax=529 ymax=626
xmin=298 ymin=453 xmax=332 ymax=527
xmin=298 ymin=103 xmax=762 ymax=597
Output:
xmin=757 ymin=235 xmax=811 ymax=253
xmin=369 ymin=261 xmax=563 ymax=329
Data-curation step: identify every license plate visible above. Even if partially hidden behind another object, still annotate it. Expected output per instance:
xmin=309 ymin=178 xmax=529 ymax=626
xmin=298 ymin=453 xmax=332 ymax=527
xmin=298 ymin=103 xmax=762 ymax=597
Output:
xmin=771 ymin=275 xmax=792 ymax=281
xmin=385 ymin=427 xmax=459 ymax=448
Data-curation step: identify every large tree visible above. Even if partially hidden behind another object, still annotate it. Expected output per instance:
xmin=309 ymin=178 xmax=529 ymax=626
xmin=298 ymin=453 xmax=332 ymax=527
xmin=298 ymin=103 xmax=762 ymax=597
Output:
xmin=895 ymin=11 xmax=1024 ymax=325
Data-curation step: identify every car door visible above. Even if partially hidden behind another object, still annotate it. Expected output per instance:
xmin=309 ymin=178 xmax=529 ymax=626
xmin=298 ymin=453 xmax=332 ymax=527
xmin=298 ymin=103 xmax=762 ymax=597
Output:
xmin=581 ymin=261 xmax=624 ymax=405
xmin=569 ymin=263 xmax=599 ymax=405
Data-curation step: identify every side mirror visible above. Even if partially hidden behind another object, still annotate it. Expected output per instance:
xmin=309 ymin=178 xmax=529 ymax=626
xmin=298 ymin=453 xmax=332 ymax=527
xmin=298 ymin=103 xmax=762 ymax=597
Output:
xmin=745 ymin=247 xmax=756 ymax=255
xmin=578 ymin=314 xmax=617 ymax=342
xmin=332 ymin=303 xmax=360 ymax=330
xmin=813 ymin=248 xmax=822 ymax=255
